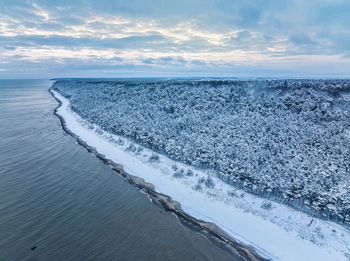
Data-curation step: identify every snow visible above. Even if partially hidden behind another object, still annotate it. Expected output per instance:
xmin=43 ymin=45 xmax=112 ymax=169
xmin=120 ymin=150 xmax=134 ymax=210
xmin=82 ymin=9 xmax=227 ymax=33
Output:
xmin=51 ymin=79 xmax=350 ymax=223
xmin=51 ymin=89 xmax=350 ymax=261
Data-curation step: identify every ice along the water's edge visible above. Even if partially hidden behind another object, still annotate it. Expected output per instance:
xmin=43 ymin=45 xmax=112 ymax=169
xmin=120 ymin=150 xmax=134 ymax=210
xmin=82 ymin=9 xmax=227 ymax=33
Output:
xmin=50 ymin=88 xmax=350 ymax=261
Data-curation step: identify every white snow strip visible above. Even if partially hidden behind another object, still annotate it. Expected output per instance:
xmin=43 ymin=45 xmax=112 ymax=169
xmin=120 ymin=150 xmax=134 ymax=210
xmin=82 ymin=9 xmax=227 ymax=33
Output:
xmin=52 ymin=90 xmax=350 ymax=261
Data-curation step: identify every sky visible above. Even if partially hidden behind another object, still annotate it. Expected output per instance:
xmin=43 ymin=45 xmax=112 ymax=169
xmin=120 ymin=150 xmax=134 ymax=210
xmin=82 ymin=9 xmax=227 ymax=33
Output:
xmin=0 ymin=0 xmax=349 ymax=78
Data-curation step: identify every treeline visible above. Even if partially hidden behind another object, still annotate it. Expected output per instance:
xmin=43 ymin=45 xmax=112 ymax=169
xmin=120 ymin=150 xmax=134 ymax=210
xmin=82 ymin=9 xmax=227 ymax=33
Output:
xmin=52 ymin=79 xmax=350 ymax=224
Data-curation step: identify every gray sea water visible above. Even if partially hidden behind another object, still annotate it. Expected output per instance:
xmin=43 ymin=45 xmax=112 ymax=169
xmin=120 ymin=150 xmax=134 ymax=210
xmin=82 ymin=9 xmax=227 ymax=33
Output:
xmin=0 ymin=80 xmax=240 ymax=261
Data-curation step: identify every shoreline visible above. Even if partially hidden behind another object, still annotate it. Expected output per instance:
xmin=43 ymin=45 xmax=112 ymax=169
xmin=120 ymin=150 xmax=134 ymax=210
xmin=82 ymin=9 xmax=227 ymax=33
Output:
xmin=50 ymin=87 xmax=350 ymax=261
xmin=50 ymin=89 xmax=267 ymax=261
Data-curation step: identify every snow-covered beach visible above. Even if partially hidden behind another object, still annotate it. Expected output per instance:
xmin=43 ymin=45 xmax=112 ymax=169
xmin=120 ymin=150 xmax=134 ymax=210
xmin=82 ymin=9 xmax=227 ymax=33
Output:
xmin=52 ymin=79 xmax=350 ymax=224
xmin=51 ymin=86 xmax=350 ymax=261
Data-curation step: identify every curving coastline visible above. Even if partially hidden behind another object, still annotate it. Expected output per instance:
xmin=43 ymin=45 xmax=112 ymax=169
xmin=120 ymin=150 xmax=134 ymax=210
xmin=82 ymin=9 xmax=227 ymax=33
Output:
xmin=50 ymin=88 xmax=268 ymax=261
xmin=49 ymin=86 xmax=350 ymax=261
xmin=51 ymin=79 xmax=350 ymax=225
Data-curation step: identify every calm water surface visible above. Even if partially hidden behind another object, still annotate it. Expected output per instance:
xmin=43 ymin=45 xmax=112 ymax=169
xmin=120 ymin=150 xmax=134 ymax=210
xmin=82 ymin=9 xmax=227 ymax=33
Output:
xmin=0 ymin=80 xmax=239 ymax=261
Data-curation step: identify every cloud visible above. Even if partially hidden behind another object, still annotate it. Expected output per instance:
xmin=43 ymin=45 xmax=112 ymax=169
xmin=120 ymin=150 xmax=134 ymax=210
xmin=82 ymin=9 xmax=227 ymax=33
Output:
xmin=0 ymin=0 xmax=350 ymax=78
xmin=0 ymin=34 xmax=167 ymax=49
xmin=289 ymin=33 xmax=314 ymax=46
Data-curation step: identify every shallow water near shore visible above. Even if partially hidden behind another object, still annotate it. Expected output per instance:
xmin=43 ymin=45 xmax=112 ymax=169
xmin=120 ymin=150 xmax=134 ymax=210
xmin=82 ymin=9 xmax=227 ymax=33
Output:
xmin=0 ymin=79 xmax=240 ymax=261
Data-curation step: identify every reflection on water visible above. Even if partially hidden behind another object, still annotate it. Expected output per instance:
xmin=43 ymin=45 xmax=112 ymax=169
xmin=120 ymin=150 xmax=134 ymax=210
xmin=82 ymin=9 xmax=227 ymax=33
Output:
xmin=0 ymin=80 xmax=239 ymax=261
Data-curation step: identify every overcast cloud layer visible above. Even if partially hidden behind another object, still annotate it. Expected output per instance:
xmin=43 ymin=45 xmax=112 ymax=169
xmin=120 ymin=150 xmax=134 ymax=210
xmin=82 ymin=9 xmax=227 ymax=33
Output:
xmin=0 ymin=0 xmax=349 ymax=78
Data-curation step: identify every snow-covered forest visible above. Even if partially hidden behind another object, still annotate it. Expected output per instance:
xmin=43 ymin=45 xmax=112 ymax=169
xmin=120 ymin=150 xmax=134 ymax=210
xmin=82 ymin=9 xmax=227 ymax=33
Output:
xmin=52 ymin=79 xmax=350 ymax=224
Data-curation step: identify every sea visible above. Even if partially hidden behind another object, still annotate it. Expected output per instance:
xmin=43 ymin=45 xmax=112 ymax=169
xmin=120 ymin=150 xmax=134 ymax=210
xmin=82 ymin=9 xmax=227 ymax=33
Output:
xmin=0 ymin=79 xmax=239 ymax=261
